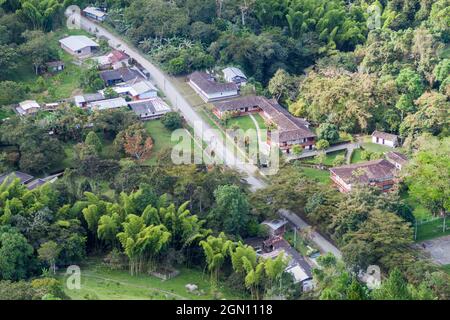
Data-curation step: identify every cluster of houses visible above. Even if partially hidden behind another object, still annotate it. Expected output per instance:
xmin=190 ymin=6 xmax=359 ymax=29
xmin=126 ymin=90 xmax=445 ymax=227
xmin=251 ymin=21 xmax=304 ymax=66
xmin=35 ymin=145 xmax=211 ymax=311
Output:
xmin=0 ymin=171 xmax=60 ymax=191
xmin=188 ymin=68 xmax=316 ymax=154
xmin=15 ymin=34 xmax=171 ymax=121
xmin=330 ymin=131 xmax=408 ymax=193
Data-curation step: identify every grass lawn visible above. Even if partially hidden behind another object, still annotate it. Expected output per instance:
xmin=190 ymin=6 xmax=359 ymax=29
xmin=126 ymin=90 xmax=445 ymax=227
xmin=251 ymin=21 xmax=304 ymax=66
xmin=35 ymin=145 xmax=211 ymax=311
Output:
xmin=442 ymin=265 xmax=450 ymax=275
xmin=350 ymin=148 xmax=364 ymax=163
xmin=144 ymin=120 xmax=179 ymax=164
xmin=59 ymin=259 xmax=242 ymax=300
xmin=0 ymin=107 xmax=14 ymax=120
xmin=299 ymin=167 xmax=330 ymax=184
xmin=360 ymin=136 xmax=394 ymax=153
xmin=227 ymin=115 xmax=257 ymax=131
xmin=8 ymin=28 xmax=91 ymax=103
xmin=415 ymin=217 xmax=450 ymax=242
xmin=303 ymin=150 xmax=346 ymax=166
xmin=401 ymin=192 xmax=432 ymax=220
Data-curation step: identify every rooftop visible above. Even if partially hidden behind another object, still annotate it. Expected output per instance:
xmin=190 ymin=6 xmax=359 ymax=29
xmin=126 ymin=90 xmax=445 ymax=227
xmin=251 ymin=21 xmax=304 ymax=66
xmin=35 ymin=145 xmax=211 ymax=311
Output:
xmin=100 ymin=67 xmax=143 ymax=83
xmin=372 ymin=130 xmax=398 ymax=141
xmin=0 ymin=171 xmax=34 ymax=185
xmin=386 ymin=151 xmax=408 ymax=166
xmin=19 ymin=100 xmax=40 ymax=111
xmin=59 ymin=35 xmax=99 ymax=52
xmin=188 ymin=71 xmax=237 ymax=94
xmin=330 ymin=159 xmax=397 ymax=185
xmin=223 ymin=67 xmax=247 ymax=79
xmin=129 ymin=98 xmax=171 ymax=116
xmin=89 ymin=97 xmax=127 ymax=110
xmin=213 ymin=96 xmax=315 ymax=142
xmin=129 ymin=81 xmax=157 ymax=96
xmin=262 ymin=219 xmax=288 ymax=231
xmin=83 ymin=7 xmax=107 ymax=18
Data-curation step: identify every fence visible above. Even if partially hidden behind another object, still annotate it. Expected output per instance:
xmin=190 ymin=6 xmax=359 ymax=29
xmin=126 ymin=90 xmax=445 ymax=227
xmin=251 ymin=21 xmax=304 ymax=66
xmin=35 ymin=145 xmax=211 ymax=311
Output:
xmin=414 ymin=215 xmax=450 ymax=241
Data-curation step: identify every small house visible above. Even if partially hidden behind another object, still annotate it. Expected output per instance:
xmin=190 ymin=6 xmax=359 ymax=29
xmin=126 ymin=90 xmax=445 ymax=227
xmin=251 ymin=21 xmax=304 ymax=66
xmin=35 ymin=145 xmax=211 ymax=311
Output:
xmin=74 ymin=93 xmax=105 ymax=108
xmin=88 ymin=97 xmax=127 ymax=111
xmin=96 ymin=50 xmax=130 ymax=70
xmin=128 ymin=98 xmax=171 ymax=120
xmin=371 ymin=131 xmax=399 ymax=147
xmin=16 ymin=100 xmax=41 ymax=116
xmin=129 ymin=81 xmax=158 ymax=100
xmin=385 ymin=151 xmax=408 ymax=170
xmin=45 ymin=61 xmax=65 ymax=73
xmin=83 ymin=7 xmax=107 ymax=22
xmin=262 ymin=219 xmax=288 ymax=237
xmin=59 ymin=35 xmax=99 ymax=57
xmin=188 ymin=71 xmax=238 ymax=102
xmin=99 ymin=67 xmax=145 ymax=86
xmin=222 ymin=67 xmax=247 ymax=87
xmin=330 ymin=159 xmax=397 ymax=193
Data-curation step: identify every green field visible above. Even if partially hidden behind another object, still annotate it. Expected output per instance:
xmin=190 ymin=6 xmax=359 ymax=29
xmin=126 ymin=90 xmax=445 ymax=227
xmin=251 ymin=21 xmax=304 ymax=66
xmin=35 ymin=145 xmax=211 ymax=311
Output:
xmin=8 ymin=28 xmax=92 ymax=103
xmin=59 ymin=260 xmax=242 ymax=300
xmin=299 ymin=167 xmax=330 ymax=184
xmin=442 ymin=265 xmax=450 ymax=275
xmin=415 ymin=217 xmax=450 ymax=242
xmin=227 ymin=115 xmax=257 ymax=131
xmin=0 ymin=107 xmax=14 ymax=120
xmin=303 ymin=150 xmax=346 ymax=166
xmin=401 ymin=192 xmax=432 ymax=220
xmin=144 ymin=120 xmax=179 ymax=164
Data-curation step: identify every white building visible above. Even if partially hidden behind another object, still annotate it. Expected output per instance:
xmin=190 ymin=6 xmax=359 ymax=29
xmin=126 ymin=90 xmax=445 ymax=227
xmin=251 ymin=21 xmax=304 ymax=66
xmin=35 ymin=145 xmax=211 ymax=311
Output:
xmin=16 ymin=100 xmax=41 ymax=116
xmin=88 ymin=97 xmax=127 ymax=111
xmin=188 ymin=71 xmax=238 ymax=102
xmin=222 ymin=67 xmax=247 ymax=87
xmin=371 ymin=131 xmax=399 ymax=147
xmin=129 ymin=81 xmax=158 ymax=100
xmin=83 ymin=7 xmax=107 ymax=22
xmin=59 ymin=36 xmax=99 ymax=57
xmin=128 ymin=98 xmax=171 ymax=120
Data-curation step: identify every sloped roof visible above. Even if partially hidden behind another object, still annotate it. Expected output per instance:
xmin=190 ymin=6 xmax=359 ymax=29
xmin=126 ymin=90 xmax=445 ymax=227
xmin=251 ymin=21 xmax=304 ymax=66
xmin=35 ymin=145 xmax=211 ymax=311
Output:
xmin=100 ymin=67 xmax=143 ymax=83
xmin=223 ymin=67 xmax=247 ymax=80
xmin=83 ymin=7 xmax=107 ymax=18
xmin=386 ymin=151 xmax=408 ymax=166
xmin=59 ymin=36 xmax=99 ymax=52
xmin=188 ymin=71 xmax=237 ymax=94
xmin=372 ymin=130 xmax=398 ymax=141
xmin=0 ymin=171 xmax=34 ymax=185
xmin=19 ymin=100 xmax=40 ymax=111
xmin=89 ymin=97 xmax=127 ymax=110
xmin=330 ymin=159 xmax=396 ymax=185
xmin=213 ymin=96 xmax=315 ymax=142
xmin=129 ymin=98 xmax=170 ymax=116
xmin=129 ymin=81 xmax=157 ymax=96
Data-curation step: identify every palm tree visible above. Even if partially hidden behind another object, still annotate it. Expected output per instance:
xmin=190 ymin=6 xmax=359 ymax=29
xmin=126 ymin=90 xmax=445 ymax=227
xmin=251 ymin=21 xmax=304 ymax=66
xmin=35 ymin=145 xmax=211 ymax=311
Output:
xmin=200 ymin=233 xmax=234 ymax=286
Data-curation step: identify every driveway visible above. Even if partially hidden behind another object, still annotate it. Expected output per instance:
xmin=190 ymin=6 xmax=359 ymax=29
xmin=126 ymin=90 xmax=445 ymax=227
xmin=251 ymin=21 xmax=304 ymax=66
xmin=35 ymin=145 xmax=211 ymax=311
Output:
xmin=418 ymin=235 xmax=450 ymax=265
xmin=69 ymin=12 xmax=342 ymax=259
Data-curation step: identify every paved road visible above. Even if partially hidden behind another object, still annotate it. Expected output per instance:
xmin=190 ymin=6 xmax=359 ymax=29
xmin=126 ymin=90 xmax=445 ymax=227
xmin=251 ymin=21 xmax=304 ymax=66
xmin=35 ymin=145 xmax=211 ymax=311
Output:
xmin=73 ymin=13 xmax=265 ymax=190
xmin=417 ymin=235 xmax=450 ymax=265
xmin=280 ymin=209 xmax=342 ymax=259
xmin=70 ymin=12 xmax=342 ymax=258
xmin=285 ymin=142 xmax=360 ymax=162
